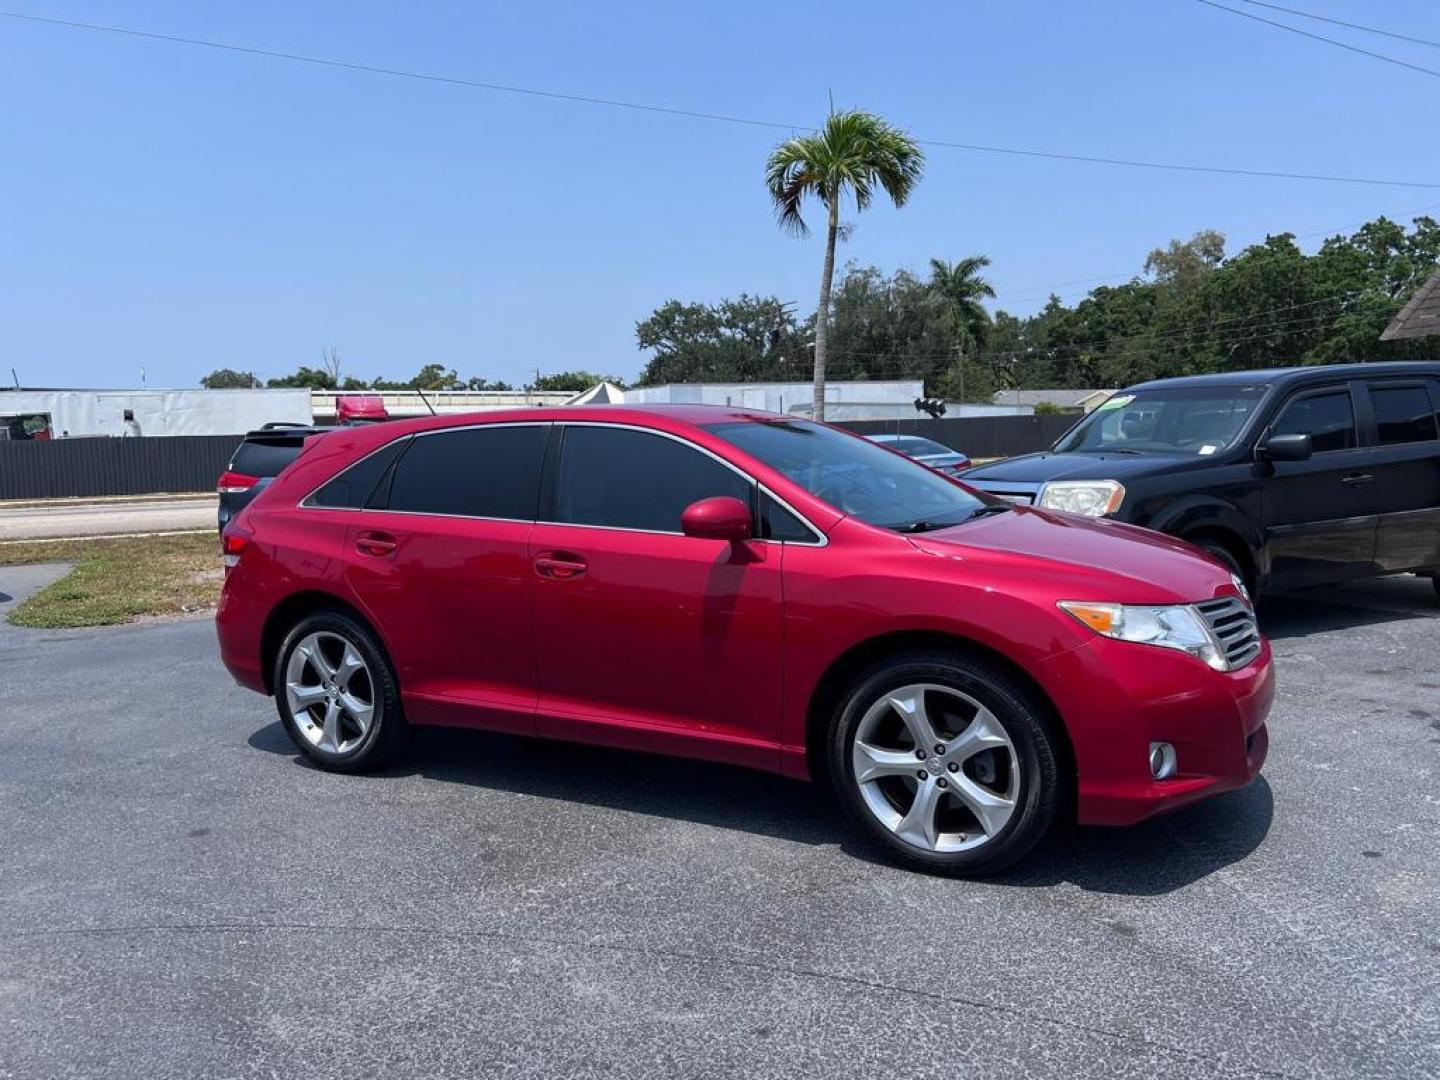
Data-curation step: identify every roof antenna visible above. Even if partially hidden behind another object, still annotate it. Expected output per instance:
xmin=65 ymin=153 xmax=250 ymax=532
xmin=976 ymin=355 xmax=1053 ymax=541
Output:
xmin=415 ymin=386 xmax=438 ymax=416
xmin=10 ymin=367 xmax=19 ymax=389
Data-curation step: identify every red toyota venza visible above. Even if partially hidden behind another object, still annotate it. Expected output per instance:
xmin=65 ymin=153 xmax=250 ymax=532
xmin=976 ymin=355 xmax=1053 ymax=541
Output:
xmin=217 ymin=407 xmax=1272 ymax=875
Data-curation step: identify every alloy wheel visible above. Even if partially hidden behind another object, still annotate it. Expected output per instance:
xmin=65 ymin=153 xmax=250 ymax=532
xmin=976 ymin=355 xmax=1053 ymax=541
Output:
xmin=284 ymin=631 xmax=375 ymax=755
xmin=851 ymin=683 xmax=1020 ymax=853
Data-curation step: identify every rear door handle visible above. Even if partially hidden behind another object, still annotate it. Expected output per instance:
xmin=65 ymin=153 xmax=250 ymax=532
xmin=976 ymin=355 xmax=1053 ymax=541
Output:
xmin=534 ymin=551 xmax=587 ymax=580
xmin=1340 ymin=473 xmax=1374 ymax=486
xmin=355 ymin=530 xmax=398 ymax=557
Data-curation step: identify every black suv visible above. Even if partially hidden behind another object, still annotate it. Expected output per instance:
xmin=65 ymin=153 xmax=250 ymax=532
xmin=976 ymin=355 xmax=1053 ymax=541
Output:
xmin=962 ymin=363 xmax=1440 ymax=597
xmin=218 ymin=424 xmax=336 ymax=531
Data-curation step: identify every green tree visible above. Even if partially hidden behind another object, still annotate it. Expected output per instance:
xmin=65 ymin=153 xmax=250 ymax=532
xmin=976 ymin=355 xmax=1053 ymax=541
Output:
xmin=765 ymin=110 xmax=924 ymax=419
xmin=927 ymin=255 xmax=996 ymax=349
xmin=635 ymin=295 xmax=803 ymax=385
xmin=532 ymin=371 xmax=624 ymax=392
xmin=466 ymin=376 xmax=515 ymax=391
xmin=200 ymin=368 xmax=260 ymax=389
xmin=266 ymin=365 xmax=336 ymax=390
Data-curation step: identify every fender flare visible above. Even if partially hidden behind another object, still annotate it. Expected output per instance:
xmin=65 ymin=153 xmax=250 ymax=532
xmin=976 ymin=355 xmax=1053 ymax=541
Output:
xmin=1146 ymin=496 xmax=1265 ymax=579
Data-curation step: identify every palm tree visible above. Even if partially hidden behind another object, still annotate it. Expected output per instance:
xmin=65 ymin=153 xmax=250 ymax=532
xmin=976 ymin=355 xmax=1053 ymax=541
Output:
xmin=928 ymin=255 xmax=996 ymax=349
xmin=766 ymin=111 xmax=924 ymax=420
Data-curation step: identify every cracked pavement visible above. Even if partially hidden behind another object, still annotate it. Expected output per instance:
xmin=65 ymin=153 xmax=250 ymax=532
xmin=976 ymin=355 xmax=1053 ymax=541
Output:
xmin=0 ymin=567 xmax=1437 ymax=1078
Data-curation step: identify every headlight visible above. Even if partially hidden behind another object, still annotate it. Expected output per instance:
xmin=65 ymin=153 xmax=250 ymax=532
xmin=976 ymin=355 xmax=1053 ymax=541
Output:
xmin=1059 ymin=601 xmax=1225 ymax=670
xmin=1037 ymin=480 xmax=1125 ymax=516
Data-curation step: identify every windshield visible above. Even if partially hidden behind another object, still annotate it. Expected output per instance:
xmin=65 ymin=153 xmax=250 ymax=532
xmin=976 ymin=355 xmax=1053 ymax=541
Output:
xmin=1055 ymin=385 xmax=1270 ymax=455
xmin=709 ymin=419 xmax=989 ymax=532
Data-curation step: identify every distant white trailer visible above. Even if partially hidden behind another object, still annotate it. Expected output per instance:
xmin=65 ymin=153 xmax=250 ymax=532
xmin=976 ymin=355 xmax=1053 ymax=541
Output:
xmin=0 ymin=388 xmax=313 ymax=437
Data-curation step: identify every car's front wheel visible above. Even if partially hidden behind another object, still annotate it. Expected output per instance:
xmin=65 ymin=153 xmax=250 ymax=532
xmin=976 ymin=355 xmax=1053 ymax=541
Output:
xmin=826 ymin=651 xmax=1063 ymax=876
xmin=274 ymin=610 xmax=406 ymax=771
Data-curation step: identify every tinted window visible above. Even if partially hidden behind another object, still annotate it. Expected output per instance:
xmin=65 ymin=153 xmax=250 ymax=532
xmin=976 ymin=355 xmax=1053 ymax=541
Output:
xmin=759 ymin=492 xmax=816 ymax=542
xmin=231 ymin=438 xmax=306 ymax=478
xmin=311 ymin=439 xmax=407 ymax=508
xmin=386 ymin=425 xmax=546 ymax=519
xmin=709 ymin=419 xmax=987 ymax=531
xmin=1271 ymin=391 xmax=1355 ymax=453
xmin=553 ymin=426 xmax=751 ymax=532
xmin=890 ymin=437 xmax=953 ymax=456
xmin=1370 ymin=384 xmax=1438 ymax=445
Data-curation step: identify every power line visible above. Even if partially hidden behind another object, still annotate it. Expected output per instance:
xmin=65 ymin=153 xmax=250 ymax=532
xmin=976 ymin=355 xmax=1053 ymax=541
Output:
xmin=1230 ymin=1 xmax=1440 ymax=49
xmin=990 ymin=200 xmax=1440 ymax=305
xmin=3 ymin=8 xmax=1439 ymax=190
xmin=1195 ymin=0 xmax=1440 ymax=79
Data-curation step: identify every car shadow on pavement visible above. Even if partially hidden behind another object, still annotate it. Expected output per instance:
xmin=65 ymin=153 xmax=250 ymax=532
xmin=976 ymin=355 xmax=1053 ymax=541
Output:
xmin=1260 ymin=575 xmax=1438 ymax=641
xmin=249 ymin=720 xmax=1274 ymax=896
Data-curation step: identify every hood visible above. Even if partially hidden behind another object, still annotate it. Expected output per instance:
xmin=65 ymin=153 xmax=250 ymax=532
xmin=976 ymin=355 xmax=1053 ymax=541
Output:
xmin=907 ymin=505 xmax=1234 ymax=604
xmin=962 ymin=450 xmax=1198 ymax=484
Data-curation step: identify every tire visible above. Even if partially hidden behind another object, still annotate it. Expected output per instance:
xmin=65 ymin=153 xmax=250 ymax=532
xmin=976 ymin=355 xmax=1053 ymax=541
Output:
xmin=825 ymin=650 xmax=1063 ymax=877
xmin=1194 ymin=538 xmax=1253 ymax=599
xmin=273 ymin=610 xmax=406 ymax=772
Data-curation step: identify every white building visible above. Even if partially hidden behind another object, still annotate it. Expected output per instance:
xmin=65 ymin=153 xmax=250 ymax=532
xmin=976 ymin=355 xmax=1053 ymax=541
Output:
xmin=624 ymin=380 xmax=923 ymax=418
xmin=0 ymin=388 xmax=312 ymax=438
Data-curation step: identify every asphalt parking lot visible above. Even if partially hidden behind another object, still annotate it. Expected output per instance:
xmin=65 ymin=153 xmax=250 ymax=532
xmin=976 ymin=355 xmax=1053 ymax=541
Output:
xmin=1 ymin=567 xmax=1437 ymax=1079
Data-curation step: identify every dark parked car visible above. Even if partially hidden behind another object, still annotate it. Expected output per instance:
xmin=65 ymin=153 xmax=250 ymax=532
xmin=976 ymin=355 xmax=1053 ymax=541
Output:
xmin=218 ymin=425 xmax=336 ymax=531
xmin=864 ymin=433 xmax=971 ymax=475
xmin=961 ymin=363 xmax=1440 ymax=598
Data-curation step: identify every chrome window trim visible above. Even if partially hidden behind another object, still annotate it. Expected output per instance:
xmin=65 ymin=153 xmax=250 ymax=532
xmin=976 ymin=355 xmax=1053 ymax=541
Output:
xmin=297 ymin=418 xmax=829 ymax=546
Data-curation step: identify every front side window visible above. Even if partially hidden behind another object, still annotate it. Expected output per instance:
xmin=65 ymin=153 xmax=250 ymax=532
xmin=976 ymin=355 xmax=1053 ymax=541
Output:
xmin=1055 ymin=385 xmax=1269 ymax=456
xmin=709 ymin=419 xmax=988 ymax=532
xmin=1369 ymin=384 xmax=1438 ymax=445
xmin=1271 ymin=390 xmax=1356 ymax=453
xmin=385 ymin=425 xmax=546 ymax=519
xmin=552 ymin=426 xmax=752 ymax=533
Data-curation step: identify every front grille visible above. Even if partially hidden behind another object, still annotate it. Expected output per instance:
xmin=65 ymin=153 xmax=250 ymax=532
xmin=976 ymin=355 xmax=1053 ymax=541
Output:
xmin=1196 ymin=597 xmax=1262 ymax=670
xmin=987 ymin=492 xmax=1034 ymax=505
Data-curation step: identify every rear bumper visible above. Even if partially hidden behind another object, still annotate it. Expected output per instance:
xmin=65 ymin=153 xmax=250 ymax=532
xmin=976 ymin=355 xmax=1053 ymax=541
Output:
xmin=1036 ymin=635 xmax=1273 ymax=826
xmin=215 ymin=574 xmax=269 ymax=694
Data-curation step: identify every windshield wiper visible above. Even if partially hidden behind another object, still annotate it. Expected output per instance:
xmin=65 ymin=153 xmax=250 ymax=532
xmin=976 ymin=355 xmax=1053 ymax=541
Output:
xmin=894 ymin=505 xmax=1010 ymax=533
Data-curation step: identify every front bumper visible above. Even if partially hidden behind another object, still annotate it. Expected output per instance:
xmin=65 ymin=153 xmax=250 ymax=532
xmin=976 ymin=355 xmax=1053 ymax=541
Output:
xmin=1035 ymin=634 xmax=1273 ymax=826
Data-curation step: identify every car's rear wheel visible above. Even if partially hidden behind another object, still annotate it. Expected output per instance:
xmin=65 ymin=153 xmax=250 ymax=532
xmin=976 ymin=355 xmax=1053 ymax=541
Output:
xmin=274 ymin=611 xmax=405 ymax=771
xmin=826 ymin=651 xmax=1062 ymax=876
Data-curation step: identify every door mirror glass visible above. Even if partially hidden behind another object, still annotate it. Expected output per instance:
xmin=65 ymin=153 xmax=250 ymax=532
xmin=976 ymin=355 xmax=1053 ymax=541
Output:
xmin=681 ymin=496 xmax=753 ymax=542
xmin=1262 ymin=432 xmax=1313 ymax=462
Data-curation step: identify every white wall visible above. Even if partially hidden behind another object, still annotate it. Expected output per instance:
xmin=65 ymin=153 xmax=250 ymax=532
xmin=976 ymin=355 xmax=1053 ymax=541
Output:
xmin=0 ymin=389 xmax=313 ymax=436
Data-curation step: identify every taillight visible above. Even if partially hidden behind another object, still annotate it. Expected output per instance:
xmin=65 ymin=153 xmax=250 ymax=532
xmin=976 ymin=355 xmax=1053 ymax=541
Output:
xmin=217 ymin=471 xmax=259 ymax=494
xmin=221 ymin=531 xmax=249 ymax=570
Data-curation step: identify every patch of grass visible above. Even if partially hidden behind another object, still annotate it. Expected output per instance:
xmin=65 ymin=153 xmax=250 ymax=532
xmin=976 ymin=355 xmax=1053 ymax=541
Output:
xmin=0 ymin=532 xmax=221 ymax=628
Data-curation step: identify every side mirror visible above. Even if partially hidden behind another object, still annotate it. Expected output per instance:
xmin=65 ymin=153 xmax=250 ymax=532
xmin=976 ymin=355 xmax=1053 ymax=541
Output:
xmin=680 ymin=496 xmax=753 ymax=542
xmin=1260 ymin=433 xmax=1313 ymax=463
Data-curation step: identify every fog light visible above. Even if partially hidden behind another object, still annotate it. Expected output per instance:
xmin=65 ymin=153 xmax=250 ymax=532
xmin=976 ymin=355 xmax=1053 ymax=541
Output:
xmin=1149 ymin=742 xmax=1177 ymax=780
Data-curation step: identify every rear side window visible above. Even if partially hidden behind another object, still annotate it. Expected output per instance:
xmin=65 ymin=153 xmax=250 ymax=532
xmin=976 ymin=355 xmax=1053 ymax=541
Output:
xmin=385 ymin=425 xmax=546 ymax=520
xmin=231 ymin=438 xmax=305 ymax=478
xmin=1369 ymin=384 xmax=1438 ymax=445
xmin=1271 ymin=390 xmax=1356 ymax=453
xmin=310 ymin=439 xmax=407 ymax=508
xmin=552 ymin=426 xmax=752 ymax=533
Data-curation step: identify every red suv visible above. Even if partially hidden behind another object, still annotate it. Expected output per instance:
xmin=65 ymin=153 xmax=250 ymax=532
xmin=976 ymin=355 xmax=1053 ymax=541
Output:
xmin=217 ymin=407 xmax=1272 ymax=875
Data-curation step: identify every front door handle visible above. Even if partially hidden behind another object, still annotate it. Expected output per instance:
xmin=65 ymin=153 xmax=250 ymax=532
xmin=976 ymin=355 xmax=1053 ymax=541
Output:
xmin=355 ymin=530 xmax=398 ymax=557
xmin=1340 ymin=473 xmax=1374 ymax=486
xmin=534 ymin=551 xmax=587 ymax=580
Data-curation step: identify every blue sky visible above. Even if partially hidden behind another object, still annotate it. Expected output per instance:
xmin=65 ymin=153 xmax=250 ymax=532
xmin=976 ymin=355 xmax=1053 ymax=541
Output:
xmin=3 ymin=0 xmax=1438 ymax=389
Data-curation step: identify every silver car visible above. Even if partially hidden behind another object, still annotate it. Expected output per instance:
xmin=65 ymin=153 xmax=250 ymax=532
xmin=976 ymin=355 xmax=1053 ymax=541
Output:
xmin=864 ymin=434 xmax=972 ymax=476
